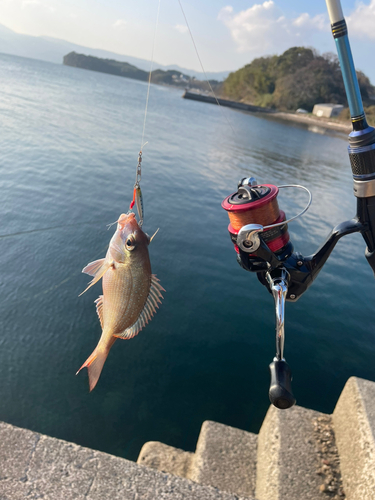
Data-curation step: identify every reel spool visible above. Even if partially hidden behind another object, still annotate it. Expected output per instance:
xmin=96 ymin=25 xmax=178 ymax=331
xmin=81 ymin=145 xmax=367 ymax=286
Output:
xmin=221 ymin=179 xmax=292 ymax=257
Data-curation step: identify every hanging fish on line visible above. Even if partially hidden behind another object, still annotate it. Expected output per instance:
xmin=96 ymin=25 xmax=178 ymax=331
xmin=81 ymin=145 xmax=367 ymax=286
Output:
xmin=77 ymin=212 xmax=164 ymax=391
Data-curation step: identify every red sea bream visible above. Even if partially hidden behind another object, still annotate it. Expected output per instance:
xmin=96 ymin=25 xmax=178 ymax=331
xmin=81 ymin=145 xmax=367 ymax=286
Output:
xmin=77 ymin=213 xmax=164 ymax=391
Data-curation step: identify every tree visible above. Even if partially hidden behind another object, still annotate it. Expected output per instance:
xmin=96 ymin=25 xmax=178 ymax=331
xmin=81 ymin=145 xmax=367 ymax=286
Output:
xmin=222 ymin=47 xmax=375 ymax=111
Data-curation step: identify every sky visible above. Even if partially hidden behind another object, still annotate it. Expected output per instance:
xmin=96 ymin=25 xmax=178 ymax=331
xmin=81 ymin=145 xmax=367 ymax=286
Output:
xmin=1 ymin=0 xmax=375 ymax=80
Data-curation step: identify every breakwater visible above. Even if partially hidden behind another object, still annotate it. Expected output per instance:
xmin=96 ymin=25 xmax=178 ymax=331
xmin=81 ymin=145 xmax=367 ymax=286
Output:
xmin=182 ymin=91 xmax=274 ymax=114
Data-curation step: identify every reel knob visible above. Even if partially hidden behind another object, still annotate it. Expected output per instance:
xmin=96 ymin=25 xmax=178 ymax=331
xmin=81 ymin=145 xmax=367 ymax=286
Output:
xmin=269 ymin=358 xmax=296 ymax=409
xmin=238 ymin=177 xmax=257 ymax=188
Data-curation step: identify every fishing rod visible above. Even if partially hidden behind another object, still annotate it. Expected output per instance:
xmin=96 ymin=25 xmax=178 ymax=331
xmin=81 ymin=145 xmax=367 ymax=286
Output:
xmin=222 ymin=0 xmax=375 ymax=410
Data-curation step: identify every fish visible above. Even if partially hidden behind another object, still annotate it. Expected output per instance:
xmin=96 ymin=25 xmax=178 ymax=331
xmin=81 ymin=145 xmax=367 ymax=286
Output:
xmin=77 ymin=212 xmax=164 ymax=391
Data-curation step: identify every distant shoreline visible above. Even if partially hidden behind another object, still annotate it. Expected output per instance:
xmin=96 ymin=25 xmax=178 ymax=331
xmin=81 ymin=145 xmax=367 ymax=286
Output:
xmin=269 ymin=111 xmax=350 ymax=133
xmin=183 ymin=91 xmax=351 ymax=134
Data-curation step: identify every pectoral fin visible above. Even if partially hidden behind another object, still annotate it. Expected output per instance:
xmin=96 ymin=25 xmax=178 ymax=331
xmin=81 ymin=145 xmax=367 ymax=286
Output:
xmin=79 ymin=260 xmax=114 ymax=296
xmin=82 ymin=259 xmax=105 ymax=276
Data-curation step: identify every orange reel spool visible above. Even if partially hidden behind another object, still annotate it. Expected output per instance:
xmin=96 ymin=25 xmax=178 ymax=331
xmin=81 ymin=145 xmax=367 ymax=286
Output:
xmin=222 ymin=184 xmax=290 ymax=254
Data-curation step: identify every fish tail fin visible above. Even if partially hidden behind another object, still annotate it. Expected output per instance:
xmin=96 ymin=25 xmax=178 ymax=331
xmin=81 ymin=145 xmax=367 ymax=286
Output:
xmin=76 ymin=338 xmax=116 ymax=392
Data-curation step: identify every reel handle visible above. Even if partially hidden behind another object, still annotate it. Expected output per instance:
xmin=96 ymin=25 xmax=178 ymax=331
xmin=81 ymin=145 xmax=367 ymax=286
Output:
xmin=267 ymin=270 xmax=296 ymax=409
xmin=269 ymin=358 xmax=296 ymax=409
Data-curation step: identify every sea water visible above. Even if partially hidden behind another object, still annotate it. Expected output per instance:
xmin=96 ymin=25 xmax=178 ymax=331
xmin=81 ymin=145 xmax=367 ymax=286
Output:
xmin=0 ymin=52 xmax=374 ymax=460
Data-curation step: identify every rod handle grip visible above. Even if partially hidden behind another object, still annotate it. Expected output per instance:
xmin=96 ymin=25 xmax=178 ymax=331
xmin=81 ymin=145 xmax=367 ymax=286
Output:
xmin=269 ymin=359 xmax=296 ymax=409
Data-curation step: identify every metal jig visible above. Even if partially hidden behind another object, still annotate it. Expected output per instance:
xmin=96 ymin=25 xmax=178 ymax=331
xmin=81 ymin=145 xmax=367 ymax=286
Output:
xmin=130 ymin=151 xmax=144 ymax=227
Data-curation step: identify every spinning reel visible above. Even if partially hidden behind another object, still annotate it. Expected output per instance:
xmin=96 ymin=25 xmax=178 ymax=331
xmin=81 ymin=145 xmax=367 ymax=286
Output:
xmin=221 ymin=0 xmax=375 ymax=409
xmin=222 ymin=175 xmax=375 ymax=409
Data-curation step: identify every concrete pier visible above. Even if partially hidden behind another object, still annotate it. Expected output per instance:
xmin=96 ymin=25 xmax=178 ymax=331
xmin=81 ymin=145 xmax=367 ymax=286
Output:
xmin=1 ymin=376 xmax=375 ymax=499
xmin=182 ymin=91 xmax=274 ymax=114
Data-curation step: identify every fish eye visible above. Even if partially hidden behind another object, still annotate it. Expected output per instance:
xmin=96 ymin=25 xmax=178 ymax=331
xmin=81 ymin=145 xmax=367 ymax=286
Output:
xmin=125 ymin=235 xmax=136 ymax=251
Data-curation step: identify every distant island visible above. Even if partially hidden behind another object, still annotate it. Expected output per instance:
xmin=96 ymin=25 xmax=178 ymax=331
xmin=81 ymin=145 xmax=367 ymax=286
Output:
xmin=63 ymin=52 xmax=220 ymax=91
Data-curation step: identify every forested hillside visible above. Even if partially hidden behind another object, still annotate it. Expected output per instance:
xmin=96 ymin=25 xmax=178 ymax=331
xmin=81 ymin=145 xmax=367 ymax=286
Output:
xmin=63 ymin=52 xmax=221 ymax=90
xmin=223 ymin=47 xmax=375 ymax=112
xmin=63 ymin=52 xmax=193 ymax=86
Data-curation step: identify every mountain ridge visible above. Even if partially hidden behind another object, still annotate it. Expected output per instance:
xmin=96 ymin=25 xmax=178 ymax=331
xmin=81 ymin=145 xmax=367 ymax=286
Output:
xmin=0 ymin=23 xmax=229 ymax=81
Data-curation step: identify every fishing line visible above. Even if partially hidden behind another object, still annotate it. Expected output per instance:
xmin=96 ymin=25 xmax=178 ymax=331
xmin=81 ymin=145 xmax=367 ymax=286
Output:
xmin=177 ymin=0 xmax=237 ymax=139
xmin=106 ymin=220 xmax=118 ymax=230
xmin=130 ymin=0 xmax=161 ymax=224
xmin=140 ymin=0 xmax=161 ymax=152
xmin=0 ymin=221 xmax=96 ymax=239
xmin=24 ymin=242 xmax=110 ymax=303
xmin=17 ymin=216 xmax=119 ymax=301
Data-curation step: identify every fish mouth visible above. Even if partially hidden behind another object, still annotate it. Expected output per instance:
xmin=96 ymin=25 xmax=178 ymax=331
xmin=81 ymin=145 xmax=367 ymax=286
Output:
xmin=118 ymin=212 xmax=136 ymax=229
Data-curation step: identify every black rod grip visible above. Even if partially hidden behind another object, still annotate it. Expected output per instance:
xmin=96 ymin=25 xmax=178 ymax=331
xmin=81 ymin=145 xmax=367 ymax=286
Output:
xmin=269 ymin=359 xmax=296 ymax=409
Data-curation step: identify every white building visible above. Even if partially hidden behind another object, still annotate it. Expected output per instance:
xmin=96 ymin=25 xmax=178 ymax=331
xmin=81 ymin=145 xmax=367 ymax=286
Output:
xmin=312 ymin=103 xmax=344 ymax=118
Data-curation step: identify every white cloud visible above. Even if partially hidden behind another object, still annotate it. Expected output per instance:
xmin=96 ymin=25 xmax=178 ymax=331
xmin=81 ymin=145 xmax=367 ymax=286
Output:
xmin=218 ymin=1 xmax=326 ymax=54
xmin=22 ymin=0 xmax=41 ymax=7
xmin=113 ymin=19 xmax=127 ymax=29
xmin=293 ymin=12 xmax=325 ymax=31
xmin=174 ymin=24 xmax=188 ymax=34
xmin=21 ymin=0 xmax=55 ymax=12
xmin=347 ymin=0 xmax=375 ymax=40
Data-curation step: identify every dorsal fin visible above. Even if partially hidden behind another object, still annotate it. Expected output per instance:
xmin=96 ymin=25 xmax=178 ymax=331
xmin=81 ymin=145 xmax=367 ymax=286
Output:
xmin=150 ymin=228 xmax=159 ymax=243
xmin=94 ymin=295 xmax=104 ymax=329
xmin=114 ymin=275 xmax=165 ymax=339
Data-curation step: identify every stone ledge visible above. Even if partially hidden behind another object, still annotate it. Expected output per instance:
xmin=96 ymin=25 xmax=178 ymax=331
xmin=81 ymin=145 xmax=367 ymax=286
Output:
xmin=256 ymin=405 xmax=330 ymax=500
xmin=0 ymin=421 xmax=253 ymax=500
xmin=333 ymin=376 xmax=375 ymax=500
xmin=137 ymin=441 xmax=194 ymax=479
xmin=190 ymin=420 xmax=258 ymax=498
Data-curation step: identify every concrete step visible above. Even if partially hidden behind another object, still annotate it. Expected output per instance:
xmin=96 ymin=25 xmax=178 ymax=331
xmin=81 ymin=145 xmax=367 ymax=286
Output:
xmin=0 ymin=420 xmax=254 ymax=500
xmin=4 ymin=376 xmax=375 ymax=500
xmin=256 ymin=404 xmax=344 ymax=500
xmin=137 ymin=421 xmax=258 ymax=498
xmin=190 ymin=420 xmax=258 ymax=498
xmin=332 ymin=376 xmax=375 ymax=500
xmin=137 ymin=441 xmax=194 ymax=479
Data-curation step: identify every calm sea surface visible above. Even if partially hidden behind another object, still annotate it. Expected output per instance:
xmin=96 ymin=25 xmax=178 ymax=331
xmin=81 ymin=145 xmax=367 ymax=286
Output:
xmin=0 ymin=53 xmax=374 ymax=460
